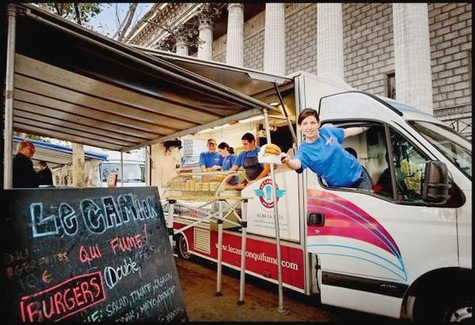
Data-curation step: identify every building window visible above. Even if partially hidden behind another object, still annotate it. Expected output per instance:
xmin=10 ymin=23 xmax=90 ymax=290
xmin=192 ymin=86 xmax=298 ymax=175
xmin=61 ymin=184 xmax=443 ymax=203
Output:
xmin=387 ymin=72 xmax=396 ymax=99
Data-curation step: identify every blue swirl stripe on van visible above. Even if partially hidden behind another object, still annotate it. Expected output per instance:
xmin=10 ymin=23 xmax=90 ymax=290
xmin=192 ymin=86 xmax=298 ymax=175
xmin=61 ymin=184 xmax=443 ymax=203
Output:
xmin=306 ymin=189 xmax=407 ymax=281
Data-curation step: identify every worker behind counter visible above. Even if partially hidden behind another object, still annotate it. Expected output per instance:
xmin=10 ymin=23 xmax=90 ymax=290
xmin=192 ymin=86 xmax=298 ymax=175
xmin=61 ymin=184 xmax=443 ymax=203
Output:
xmin=218 ymin=141 xmax=238 ymax=185
xmin=229 ymin=132 xmax=271 ymax=189
xmin=199 ymin=138 xmax=223 ymax=172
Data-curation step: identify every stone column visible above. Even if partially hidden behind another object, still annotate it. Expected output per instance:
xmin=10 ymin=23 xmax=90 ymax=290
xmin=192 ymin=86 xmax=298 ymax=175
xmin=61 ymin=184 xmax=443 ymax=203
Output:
xmin=174 ymin=26 xmax=189 ymax=56
xmin=176 ymin=39 xmax=188 ymax=56
xmin=316 ymin=3 xmax=344 ymax=80
xmin=72 ymin=143 xmax=85 ymax=187
xmin=263 ymin=3 xmax=286 ymax=75
xmin=393 ymin=3 xmax=433 ymax=114
xmin=197 ymin=4 xmax=217 ymax=61
xmin=226 ymin=3 xmax=244 ymax=67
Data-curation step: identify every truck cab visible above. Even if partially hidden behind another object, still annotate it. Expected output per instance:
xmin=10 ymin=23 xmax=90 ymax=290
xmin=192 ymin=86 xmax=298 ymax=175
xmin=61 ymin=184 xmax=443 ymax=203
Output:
xmin=298 ymin=78 xmax=471 ymax=322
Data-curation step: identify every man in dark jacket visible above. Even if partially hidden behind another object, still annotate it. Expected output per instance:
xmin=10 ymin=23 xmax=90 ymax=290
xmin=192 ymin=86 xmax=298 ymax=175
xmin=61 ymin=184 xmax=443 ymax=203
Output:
xmin=37 ymin=160 xmax=54 ymax=186
xmin=13 ymin=140 xmax=39 ymax=188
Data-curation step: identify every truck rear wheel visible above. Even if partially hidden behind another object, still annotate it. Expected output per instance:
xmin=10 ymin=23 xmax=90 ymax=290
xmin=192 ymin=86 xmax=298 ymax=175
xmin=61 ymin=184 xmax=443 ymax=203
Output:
xmin=176 ymin=234 xmax=191 ymax=260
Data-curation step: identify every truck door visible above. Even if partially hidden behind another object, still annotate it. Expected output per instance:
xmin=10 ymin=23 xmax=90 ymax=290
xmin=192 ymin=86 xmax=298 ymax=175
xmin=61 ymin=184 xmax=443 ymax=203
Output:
xmin=307 ymin=122 xmax=461 ymax=318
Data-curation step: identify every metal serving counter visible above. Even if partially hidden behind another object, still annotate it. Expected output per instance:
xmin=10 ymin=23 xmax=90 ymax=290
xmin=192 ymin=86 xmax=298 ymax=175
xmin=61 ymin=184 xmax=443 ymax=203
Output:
xmin=162 ymin=170 xmax=251 ymax=302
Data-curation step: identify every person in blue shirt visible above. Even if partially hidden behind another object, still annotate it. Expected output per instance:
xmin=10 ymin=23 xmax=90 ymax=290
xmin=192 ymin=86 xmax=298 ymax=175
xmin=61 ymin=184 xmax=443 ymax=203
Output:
xmin=281 ymin=107 xmax=371 ymax=190
xmin=230 ymin=132 xmax=270 ymax=185
xmin=218 ymin=141 xmax=238 ymax=185
xmin=199 ymin=138 xmax=223 ymax=172
xmin=217 ymin=142 xmax=237 ymax=171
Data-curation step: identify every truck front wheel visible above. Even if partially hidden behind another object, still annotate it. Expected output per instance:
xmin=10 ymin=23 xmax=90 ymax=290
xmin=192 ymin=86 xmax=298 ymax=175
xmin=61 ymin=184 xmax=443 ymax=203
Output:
xmin=176 ymin=234 xmax=191 ymax=260
xmin=442 ymin=299 xmax=472 ymax=323
xmin=413 ymin=286 xmax=472 ymax=323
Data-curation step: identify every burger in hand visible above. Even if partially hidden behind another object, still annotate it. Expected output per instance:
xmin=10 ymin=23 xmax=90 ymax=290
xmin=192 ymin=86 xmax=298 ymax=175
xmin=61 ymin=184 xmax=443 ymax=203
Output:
xmin=263 ymin=143 xmax=282 ymax=157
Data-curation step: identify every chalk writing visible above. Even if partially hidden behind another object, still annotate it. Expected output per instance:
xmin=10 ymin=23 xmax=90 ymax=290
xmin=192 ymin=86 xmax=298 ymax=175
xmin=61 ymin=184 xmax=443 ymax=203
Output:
xmin=3 ymin=187 xmax=187 ymax=322
xmin=109 ymin=234 xmax=143 ymax=255
xmin=5 ymin=251 xmax=69 ymax=279
xmin=139 ymin=285 xmax=177 ymax=315
xmin=79 ymin=245 xmax=103 ymax=263
xmin=83 ymin=309 xmax=103 ymax=322
xmin=152 ymin=272 xmax=174 ymax=293
xmin=19 ymin=271 xmax=106 ymax=322
xmin=160 ymin=306 xmax=187 ymax=322
xmin=30 ymin=194 xmax=158 ymax=239
xmin=105 ymin=296 xmax=129 ymax=317
xmin=4 ymin=248 xmax=29 ymax=264
xmin=129 ymin=282 xmax=153 ymax=303
xmin=103 ymin=257 xmax=141 ymax=289
xmin=115 ymin=309 xmax=139 ymax=322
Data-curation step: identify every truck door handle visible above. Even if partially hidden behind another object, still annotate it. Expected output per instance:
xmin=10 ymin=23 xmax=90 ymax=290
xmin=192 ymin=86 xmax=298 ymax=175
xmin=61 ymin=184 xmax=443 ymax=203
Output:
xmin=307 ymin=212 xmax=325 ymax=226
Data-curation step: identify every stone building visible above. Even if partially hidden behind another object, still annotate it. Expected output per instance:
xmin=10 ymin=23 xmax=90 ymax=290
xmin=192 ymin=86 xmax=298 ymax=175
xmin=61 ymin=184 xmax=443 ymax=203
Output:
xmin=126 ymin=3 xmax=472 ymax=141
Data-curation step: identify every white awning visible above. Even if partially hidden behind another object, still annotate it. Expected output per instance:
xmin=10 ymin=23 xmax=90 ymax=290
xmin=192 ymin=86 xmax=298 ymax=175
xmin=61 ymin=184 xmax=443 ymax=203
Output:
xmin=5 ymin=3 xmax=281 ymax=153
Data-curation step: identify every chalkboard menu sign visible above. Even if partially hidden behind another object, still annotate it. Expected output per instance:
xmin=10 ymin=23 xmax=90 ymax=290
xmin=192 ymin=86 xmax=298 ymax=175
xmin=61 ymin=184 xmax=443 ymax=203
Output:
xmin=2 ymin=187 xmax=188 ymax=322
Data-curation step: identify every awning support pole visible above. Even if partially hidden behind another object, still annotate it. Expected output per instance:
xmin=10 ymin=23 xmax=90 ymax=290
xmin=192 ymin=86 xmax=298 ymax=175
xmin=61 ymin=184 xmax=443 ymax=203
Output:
xmin=237 ymin=199 xmax=248 ymax=305
xmin=3 ymin=4 xmax=17 ymax=189
xmin=262 ymin=108 xmax=285 ymax=313
xmin=120 ymin=152 xmax=124 ymax=187
xmin=215 ymin=201 xmax=224 ymax=295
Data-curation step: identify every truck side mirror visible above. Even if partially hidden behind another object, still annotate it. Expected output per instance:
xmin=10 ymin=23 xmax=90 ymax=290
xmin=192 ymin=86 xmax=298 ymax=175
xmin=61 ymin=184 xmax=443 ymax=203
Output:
xmin=422 ymin=160 xmax=451 ymax=205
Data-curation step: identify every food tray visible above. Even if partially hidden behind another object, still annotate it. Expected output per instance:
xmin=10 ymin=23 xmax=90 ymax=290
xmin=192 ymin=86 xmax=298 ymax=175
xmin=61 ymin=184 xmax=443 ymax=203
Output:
xmin=258 ymin=154 xmax=283 ymax=164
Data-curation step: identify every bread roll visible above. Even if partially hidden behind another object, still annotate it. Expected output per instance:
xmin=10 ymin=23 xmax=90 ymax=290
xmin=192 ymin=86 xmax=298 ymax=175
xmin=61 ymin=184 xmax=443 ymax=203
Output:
xmin=263 ymin=143 xmax=281 ymax=156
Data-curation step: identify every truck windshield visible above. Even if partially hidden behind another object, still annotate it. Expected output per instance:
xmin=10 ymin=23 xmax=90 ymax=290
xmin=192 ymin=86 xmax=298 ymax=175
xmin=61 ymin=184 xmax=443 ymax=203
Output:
xmin=408 ymin=121 xmax=472 ymax=180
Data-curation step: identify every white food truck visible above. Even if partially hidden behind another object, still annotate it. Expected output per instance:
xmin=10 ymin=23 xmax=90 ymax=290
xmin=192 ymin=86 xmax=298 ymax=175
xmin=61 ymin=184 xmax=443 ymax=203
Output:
xmin=147 ymin=51 xmax=472 ymax=323
xmin=2 ymin=5 xmax=470 ymax=321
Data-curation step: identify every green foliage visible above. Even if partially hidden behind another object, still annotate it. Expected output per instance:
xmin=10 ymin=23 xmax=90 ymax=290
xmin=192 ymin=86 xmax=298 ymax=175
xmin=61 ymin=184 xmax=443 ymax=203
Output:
xmin=36 ymin=3 xmax=106 ymax=25
xmin=13 ymin=132 xmax=51 ymax=142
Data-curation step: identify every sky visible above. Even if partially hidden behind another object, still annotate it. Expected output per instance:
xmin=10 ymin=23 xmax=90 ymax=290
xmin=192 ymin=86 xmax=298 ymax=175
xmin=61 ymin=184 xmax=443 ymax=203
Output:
xmin=88 ymin=3 xmax=153 ymax=38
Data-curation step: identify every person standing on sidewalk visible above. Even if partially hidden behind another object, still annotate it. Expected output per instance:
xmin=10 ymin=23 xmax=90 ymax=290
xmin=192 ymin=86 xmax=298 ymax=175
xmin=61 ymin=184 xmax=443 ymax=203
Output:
xmin=37 ymin=160 xmax=54 ymax=186
xmin=13 ymin=140 xmax=39 ymax=188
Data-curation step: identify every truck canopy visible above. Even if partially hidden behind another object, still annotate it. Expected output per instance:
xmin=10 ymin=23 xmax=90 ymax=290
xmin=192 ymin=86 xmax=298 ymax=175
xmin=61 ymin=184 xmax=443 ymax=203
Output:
xmin=3 ymin=3 xmax=282 ymax=154
xmin=134 ymin=46 xmax=294 ymax=100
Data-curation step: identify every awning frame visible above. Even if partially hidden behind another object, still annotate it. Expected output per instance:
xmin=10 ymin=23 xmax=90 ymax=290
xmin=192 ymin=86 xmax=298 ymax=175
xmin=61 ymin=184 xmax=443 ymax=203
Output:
xmin=3 ymin=3 xmax=283 ymax=187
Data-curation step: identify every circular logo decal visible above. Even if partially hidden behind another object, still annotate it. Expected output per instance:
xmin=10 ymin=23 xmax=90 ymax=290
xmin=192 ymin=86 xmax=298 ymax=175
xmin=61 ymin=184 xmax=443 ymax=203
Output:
xmin=257 ymin=178 xmax=278 ymax=209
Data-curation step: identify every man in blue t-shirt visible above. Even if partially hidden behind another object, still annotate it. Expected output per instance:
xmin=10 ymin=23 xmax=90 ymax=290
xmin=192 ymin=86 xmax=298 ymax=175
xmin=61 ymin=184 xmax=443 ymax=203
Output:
xmin=231 ymin=132 xmax=270 ymax=184
xmin=199 ymin=138 xmax=223 ymax=172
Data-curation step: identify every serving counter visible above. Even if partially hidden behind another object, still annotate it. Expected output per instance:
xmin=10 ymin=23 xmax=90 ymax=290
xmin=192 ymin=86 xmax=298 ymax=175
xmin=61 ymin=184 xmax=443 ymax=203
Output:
xmin=162 ymin=171 xmax=247 ymax=229
xmin=162 ymin=170 xmax=251 ymax=301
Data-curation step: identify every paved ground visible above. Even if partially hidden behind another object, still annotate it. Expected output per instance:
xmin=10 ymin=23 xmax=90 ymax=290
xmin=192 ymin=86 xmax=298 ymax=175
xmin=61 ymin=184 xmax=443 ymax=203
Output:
xmin=174 ymin=256 xmax=408 ymax=323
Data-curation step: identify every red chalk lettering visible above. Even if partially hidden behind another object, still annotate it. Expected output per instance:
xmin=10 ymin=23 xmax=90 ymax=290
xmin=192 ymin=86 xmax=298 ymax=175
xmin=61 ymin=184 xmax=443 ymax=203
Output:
xmin=79 ymin=245 xmax=102 ymax=263
xmin=20 ymin=272 xmax=105 ymax=322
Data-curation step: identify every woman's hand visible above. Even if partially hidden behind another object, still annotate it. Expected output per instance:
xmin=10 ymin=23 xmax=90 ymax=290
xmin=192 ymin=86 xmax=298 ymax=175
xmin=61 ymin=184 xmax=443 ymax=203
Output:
xmin=280 ymin=152 xmax=289 ymax=164
xmin=280 ymin=153 xmax=302 ymax=170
